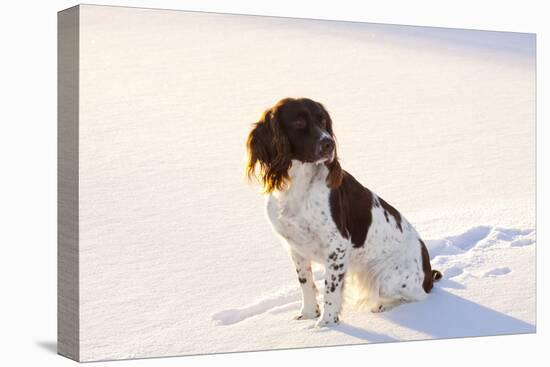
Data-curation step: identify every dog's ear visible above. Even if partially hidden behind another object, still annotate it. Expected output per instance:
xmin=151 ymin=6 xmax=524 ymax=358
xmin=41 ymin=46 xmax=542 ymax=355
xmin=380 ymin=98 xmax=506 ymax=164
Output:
xmin=246 ymin=107 xmax=292 ymax=193
xmin=326 ymin=158 xmax=343 ymax=189
xmin=246 ymin=112 xmax=273 ymax=183
xmin=317 ymin=102 xmax=344 ymax=189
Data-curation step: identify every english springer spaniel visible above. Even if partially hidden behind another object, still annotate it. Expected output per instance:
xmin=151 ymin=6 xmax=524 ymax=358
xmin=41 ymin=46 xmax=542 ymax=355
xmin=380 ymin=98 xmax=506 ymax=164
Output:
xmin=246 ymin=97 xmax=442 ymax=327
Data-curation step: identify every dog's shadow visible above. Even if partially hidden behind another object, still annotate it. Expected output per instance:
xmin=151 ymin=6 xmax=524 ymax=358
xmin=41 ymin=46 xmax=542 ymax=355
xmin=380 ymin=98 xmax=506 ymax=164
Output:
xmin=379 ymin=287 xmax=534 ymax=339
xmin=330 ymin=287 xmax=534 ymax=342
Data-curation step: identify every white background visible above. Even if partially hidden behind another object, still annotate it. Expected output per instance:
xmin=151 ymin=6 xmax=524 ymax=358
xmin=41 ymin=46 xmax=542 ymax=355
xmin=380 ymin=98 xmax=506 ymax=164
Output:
xmin=0 ymin=0 xmax=547 ymax=366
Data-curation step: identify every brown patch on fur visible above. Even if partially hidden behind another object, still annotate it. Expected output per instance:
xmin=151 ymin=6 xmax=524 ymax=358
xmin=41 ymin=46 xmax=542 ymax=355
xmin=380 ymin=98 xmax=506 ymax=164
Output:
xmin=419 ymin=239 xmax=440 ymax=293
xmin=329 ymin=171 xmax=373 ymax=248
xmin=378 ymin=197 xmax=403 ymax=232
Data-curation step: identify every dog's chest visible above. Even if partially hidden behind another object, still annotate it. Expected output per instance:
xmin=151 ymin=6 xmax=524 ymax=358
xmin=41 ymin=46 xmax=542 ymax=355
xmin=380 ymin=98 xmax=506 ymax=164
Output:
xmin=266 ymin=170 xmax=334 ymax=258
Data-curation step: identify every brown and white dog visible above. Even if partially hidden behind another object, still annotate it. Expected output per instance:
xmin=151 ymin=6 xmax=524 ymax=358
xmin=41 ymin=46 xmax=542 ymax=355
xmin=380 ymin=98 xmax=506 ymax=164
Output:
xmin=246 ymin=97 xmax=441 ymax=327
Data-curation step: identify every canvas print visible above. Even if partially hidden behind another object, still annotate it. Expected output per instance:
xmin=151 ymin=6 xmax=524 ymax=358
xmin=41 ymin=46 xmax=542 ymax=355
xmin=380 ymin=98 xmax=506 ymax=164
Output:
xmin=58 ymin=4 xmax=536 ymax=362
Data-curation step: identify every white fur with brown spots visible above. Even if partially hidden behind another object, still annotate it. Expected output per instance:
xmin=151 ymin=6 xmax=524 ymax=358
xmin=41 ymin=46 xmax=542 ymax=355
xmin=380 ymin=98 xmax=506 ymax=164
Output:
xmin=266 ymin=160 xmax=439 ymax=327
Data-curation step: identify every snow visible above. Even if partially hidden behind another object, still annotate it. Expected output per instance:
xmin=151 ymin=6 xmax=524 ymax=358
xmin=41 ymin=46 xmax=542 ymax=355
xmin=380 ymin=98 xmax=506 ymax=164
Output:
xmin=212 ymin=224 xmax=535 ymax=341
xmin=75 ymin=6 xmax=535 ymax=361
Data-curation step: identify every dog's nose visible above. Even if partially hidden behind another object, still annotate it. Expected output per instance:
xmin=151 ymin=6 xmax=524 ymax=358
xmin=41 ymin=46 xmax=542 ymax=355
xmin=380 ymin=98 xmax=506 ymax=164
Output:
xmin=319 ymin=137 xmax=335 ymax=156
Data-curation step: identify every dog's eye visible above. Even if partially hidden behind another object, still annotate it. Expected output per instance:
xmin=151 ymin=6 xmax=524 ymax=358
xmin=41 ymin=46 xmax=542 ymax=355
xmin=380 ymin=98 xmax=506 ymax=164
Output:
xmin=293 ymin=119 xmax=306 ymax=129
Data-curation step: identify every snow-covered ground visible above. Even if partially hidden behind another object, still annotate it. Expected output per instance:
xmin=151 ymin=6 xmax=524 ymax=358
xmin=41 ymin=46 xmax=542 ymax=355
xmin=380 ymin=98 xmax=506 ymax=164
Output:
xmin=76 ymin=6 xmax=535 ymax=361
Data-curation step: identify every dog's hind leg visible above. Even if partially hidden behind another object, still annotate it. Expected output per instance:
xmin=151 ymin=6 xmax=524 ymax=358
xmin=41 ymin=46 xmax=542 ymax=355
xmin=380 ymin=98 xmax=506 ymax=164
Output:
xmin=289 ymin=250 xmax=320 ymax=320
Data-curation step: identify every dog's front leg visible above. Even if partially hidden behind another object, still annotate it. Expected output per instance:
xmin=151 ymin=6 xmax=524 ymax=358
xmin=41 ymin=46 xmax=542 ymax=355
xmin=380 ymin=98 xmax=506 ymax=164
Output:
xmin=316 ymin=240 xmax=350 ymax=327
xmin=289 ymin=249 xmax=320 ymax=320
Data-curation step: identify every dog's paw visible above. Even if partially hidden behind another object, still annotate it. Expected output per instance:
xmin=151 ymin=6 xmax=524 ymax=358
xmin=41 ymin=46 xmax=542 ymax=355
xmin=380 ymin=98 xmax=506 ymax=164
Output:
xmin=371 ymin=304 xmax=387 ymax=313
xmin=370 ymin=301 xmax=400 ymax=313
xmin=315 ymin=315 xmax=339 ymax=328
xmin=294 ymin=305 xmax=320 ymax=320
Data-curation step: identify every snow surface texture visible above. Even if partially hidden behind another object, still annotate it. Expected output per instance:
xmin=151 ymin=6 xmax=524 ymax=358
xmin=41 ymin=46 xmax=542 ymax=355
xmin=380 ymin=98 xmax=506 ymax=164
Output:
xmin=75 ymin=5 xmax=535 ymax=361
xmin=213 ymin=225 xmax=536 ymax=340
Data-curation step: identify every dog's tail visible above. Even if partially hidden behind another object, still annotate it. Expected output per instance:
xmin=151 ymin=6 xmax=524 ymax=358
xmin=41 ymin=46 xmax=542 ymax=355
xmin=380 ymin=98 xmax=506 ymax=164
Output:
xmin=432 ymin=270 xmax=443 ymax=282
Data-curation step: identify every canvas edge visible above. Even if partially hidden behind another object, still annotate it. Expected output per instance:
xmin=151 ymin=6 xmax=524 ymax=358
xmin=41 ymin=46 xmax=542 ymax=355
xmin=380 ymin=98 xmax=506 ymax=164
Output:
xmin=57 ymin=4 xmax=80 ymax=362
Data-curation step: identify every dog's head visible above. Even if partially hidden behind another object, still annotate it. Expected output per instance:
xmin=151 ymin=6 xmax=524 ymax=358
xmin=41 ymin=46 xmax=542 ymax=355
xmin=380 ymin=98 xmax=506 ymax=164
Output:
xmin=246 ymin=97 xmax=343 ymax=193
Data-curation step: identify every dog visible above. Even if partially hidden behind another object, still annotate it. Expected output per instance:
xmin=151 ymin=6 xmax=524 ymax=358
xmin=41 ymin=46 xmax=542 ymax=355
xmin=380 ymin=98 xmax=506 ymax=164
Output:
xmin=246 ymin=97 xmax=442 ymax=327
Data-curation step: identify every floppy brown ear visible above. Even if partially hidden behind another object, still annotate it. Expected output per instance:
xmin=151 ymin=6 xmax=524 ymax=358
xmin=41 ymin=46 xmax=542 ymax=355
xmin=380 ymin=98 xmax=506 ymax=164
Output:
xmin=326 ymin=157 xmax=343 ymax=189
xmin=246 ymin=117 xmax=273 ymax=184
xmin=246 ymin=109 xmax=292 ymax=193
xmin=317 ymin=102 xmax=343 ymax=189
